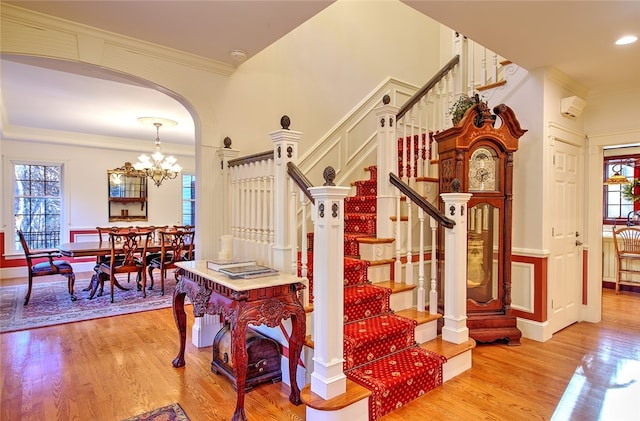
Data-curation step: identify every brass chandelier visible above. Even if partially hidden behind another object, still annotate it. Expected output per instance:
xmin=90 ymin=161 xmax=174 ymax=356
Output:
xmin=134 ymin=117 xmax=182 ymax=187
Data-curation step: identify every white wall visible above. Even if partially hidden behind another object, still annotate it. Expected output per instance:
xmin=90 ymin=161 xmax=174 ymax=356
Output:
xmin=215 ymin=0 xmax=443 ymax=155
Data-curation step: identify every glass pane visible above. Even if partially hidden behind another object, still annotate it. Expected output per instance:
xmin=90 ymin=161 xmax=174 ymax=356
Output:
xmin=607 ymin=204 xmax=620 ymax=219
xmin=31 ymin=165 xmax=44 ymax=182
xmin=45 ymin=166 xmax=60 ymax=182
xmin=467 ymin=203 xmax=499 ymax=304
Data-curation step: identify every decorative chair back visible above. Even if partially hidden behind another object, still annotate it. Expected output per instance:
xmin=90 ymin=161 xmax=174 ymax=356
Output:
xmin=160 ymin=228 xmax=195 ymax=265
xmin=17 ymin=230 xmax=35 ymax=265
xmin=107 ymin=230 xmax=151 ymax=272
xmin=613 ymin=227 xmax=640 ymax=255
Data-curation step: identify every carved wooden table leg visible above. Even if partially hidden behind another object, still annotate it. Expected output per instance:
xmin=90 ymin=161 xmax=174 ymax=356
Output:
xmin=287 ymin=304 xmax=306 ymax=405
xmin=172 ymin=288 xmax=187 ymax=368
xmin=230 ymin=320 xmax=248 ymax=421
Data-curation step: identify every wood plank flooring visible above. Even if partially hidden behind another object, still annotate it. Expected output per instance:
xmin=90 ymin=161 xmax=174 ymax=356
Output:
xmin=1 ymin=285 xmax=638 ymax=421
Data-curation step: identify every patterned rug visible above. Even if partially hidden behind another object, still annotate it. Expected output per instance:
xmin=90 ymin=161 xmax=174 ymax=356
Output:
xmin=0 ymin=275 xmax=180 ymax=333
xmin=122 ymin=403 xmax=190 ymax=421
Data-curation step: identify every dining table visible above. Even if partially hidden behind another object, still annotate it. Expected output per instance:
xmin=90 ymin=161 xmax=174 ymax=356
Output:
xmin=59 ymin=240 xmax=164 ymax=299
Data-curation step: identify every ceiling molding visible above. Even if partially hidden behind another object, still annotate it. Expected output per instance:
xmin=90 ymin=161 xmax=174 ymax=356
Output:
xmin=1 ymin=3 xmax=236 ymax=76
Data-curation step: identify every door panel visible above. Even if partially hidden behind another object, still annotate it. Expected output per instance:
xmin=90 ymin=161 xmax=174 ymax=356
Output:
xmin=550 ymin=141 xmax=582 ymax=333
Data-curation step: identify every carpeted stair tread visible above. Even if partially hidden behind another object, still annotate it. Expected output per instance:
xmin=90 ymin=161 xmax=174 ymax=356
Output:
xmin=345 ymin=195 xmax=377 ymax=214
xmin=343 ymin=234 xmax=374 ymax=259
xmin=344 ymin=284 xmax=391 ymax=322
xmin=344 ymin=314 xmax=418 ymax=370
xmin=345 ymin=213 xmax=377 ymax=236
xmin=346 ymin=346 xmax=446 ymax=421
xmin=353 ymin=179 xmax=377 ymax=197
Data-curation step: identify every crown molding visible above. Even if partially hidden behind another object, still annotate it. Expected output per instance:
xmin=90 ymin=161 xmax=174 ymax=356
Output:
xmin=1 ymin=3 xmax=235 ymax=77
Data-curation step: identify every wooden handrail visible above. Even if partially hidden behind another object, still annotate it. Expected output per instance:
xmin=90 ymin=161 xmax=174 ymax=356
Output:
xmin=287 ymin=162 xmax=315 ymax=204
xmin=228 ymin=150 xmax=274 ymax=168
xmin=389 ymin=173 xmax=454 ymax=229
xmin=396 ymin=55 xmax=460 ymax=121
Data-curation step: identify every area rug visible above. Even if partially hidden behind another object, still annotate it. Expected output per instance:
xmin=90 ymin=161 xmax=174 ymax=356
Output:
xmin=0 ymin=276 xmax=182 ymax=333
xmin=122 ymin=403 xmax=190 ymax=421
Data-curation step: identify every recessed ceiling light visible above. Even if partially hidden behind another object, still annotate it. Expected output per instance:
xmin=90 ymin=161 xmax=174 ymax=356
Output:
xmin=615 ymin=35 xmax=638 ymax=45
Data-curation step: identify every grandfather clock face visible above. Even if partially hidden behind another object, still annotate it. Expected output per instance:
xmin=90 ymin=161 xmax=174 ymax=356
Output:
xmin=468 ymin=147 xmax=499 ymax=192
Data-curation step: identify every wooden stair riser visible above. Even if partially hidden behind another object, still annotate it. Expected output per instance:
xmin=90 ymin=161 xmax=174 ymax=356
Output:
xmin=414 ymin=320 xmax=438 ymax=344
xmin=358 ymin=242 xmax=395 ymax=261
xmin=366 ymin=264 xmax=391 ymax=284
xmin=389 ymin=289 xmax=415 ymax=312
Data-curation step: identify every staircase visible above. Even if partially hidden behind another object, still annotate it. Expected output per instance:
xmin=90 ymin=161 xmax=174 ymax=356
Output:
xmin=303 ymin=165 xmax=446 ymax=421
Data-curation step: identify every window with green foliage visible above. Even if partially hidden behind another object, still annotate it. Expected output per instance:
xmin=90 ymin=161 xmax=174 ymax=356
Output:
xmin=603 ymin=155 xmax=639 ymax=225
xmin=182 ymin=173 xmax=195 ymax=226
xmin=13 ymin=162 xmax=63 ymax=252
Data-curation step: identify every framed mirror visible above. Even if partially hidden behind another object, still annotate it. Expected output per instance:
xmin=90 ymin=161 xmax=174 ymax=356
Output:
xmin=107 ymin=162 xmax=148 ymax=221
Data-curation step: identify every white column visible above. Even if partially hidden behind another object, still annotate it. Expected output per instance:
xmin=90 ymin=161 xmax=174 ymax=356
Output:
xmin=375 ymin=97 xmax=399 ymax=239
xmin=440 ymin=192 xmax=472 ymax=344
xmin=270 ymin=122 xmax=301 ymax=272
xmin=308 ymin=180 xmax=350 ymax=400
xmin=216 ymin=143 xmax=239 ymax=237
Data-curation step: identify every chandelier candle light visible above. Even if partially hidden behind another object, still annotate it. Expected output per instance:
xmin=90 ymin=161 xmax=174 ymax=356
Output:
xmin=134 ymin=117 xmax=182 ymax=187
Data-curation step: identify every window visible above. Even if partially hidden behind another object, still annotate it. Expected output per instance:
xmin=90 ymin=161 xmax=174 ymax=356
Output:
xmin=182 ymin=173 xmax=195 ymax=226
xmin=603 ymin=155 xmax=639 ymax=225
xmin=13 ymin=162 xmax=63 ymax=252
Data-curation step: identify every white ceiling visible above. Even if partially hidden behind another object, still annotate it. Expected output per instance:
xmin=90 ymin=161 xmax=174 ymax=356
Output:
xmin=1 ymin=0 xmax=639 ymax=146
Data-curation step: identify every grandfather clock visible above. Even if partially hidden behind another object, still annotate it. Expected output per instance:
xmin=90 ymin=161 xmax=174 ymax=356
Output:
xmin=435 ymin=99 xmax=527 ymax=345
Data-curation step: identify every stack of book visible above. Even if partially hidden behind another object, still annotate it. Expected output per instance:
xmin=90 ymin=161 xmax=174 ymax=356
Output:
xmin=206 ymin=260 xmax=278 ymax=279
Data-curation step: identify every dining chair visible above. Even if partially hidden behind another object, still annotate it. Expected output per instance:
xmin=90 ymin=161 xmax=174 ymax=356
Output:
xmin=136 ymin=225 xmax=168 ymax=288
xmin=148 ymin=228 xmax=195 ymax=295
xmin=98 ymin=229 xmax=151 ymax=303
xmin=17 ymin=229 xmax=76 ymax=305
xmin=612 ymin=226 xmax=640 ymax=294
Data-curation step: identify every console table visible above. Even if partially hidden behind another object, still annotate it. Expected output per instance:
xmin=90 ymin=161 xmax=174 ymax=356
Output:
xmin=172 ymin=261 xmax=306 ymax=421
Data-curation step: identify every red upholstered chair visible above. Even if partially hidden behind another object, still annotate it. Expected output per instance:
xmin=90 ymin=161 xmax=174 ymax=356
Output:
xmin=98 ymin=229 xmax=151 ymax=303
xmin=148 ymin=228 xmax=195 ymax=295
xmin=17 ymin=229 xmax=76 ymax=305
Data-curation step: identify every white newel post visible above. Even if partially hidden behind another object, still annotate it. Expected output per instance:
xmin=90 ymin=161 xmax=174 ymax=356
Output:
xmin=375 ymin=95 xmax=399 ymax=239
xmin=308 ymin=173 xmax=350 ymax=400
xmin=440 ymin=191 xmax=471 ymax=344
xmin=270 ymin=118 xmax=301 ymax=272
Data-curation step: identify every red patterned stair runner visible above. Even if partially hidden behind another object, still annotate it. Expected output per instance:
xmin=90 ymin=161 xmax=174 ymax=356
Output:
xmin=301 ymin=164 xmax=445 ymax=420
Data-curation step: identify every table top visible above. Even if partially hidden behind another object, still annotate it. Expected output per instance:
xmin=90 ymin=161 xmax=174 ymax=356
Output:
xmin=59 ymin=241 xmax=162 ymax=257
xmin=176 ymin=260 xmax=301 ymax=291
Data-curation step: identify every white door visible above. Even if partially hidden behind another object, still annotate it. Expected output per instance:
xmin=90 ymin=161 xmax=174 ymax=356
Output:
xmin=549 ymin=140 xmax=583 ymax=333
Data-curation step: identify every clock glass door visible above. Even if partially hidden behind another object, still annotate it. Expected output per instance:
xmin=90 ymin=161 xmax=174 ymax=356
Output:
xmin=467 ymin=202 xmax=501 ymax=308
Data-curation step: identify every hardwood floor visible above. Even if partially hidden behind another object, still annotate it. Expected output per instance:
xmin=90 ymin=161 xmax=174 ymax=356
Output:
xmin=1 ymin=287 xmax=638 ymax=421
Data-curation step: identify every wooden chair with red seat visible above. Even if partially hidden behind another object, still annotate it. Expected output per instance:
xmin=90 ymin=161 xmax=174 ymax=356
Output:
xmin=97 ymin=229 xmax=151 ymax=303
xmin=147 ymin=227 xmax=195 ymax=295
xmin=17 ymin=229 xmax=76 ymax=305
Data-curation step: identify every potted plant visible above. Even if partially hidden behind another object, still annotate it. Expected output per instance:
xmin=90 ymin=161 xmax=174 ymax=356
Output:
xmin=449 ymin=93 xmax=478 ymax=125
xmin=622 ymin=178 xmax=640 ymax=202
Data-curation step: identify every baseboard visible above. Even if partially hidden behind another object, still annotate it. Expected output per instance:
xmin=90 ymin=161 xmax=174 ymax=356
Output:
xmin=516 ymin=317 xmax=552 ymax=342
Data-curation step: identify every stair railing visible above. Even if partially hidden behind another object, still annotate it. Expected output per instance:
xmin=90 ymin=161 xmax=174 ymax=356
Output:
xmin=389 ymin=173 xmax=453 ymax=313
xmin=228 ymin=150 xmax=275 ymax=266
xmin=287 ymin=161 xmax=314 ymax=308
